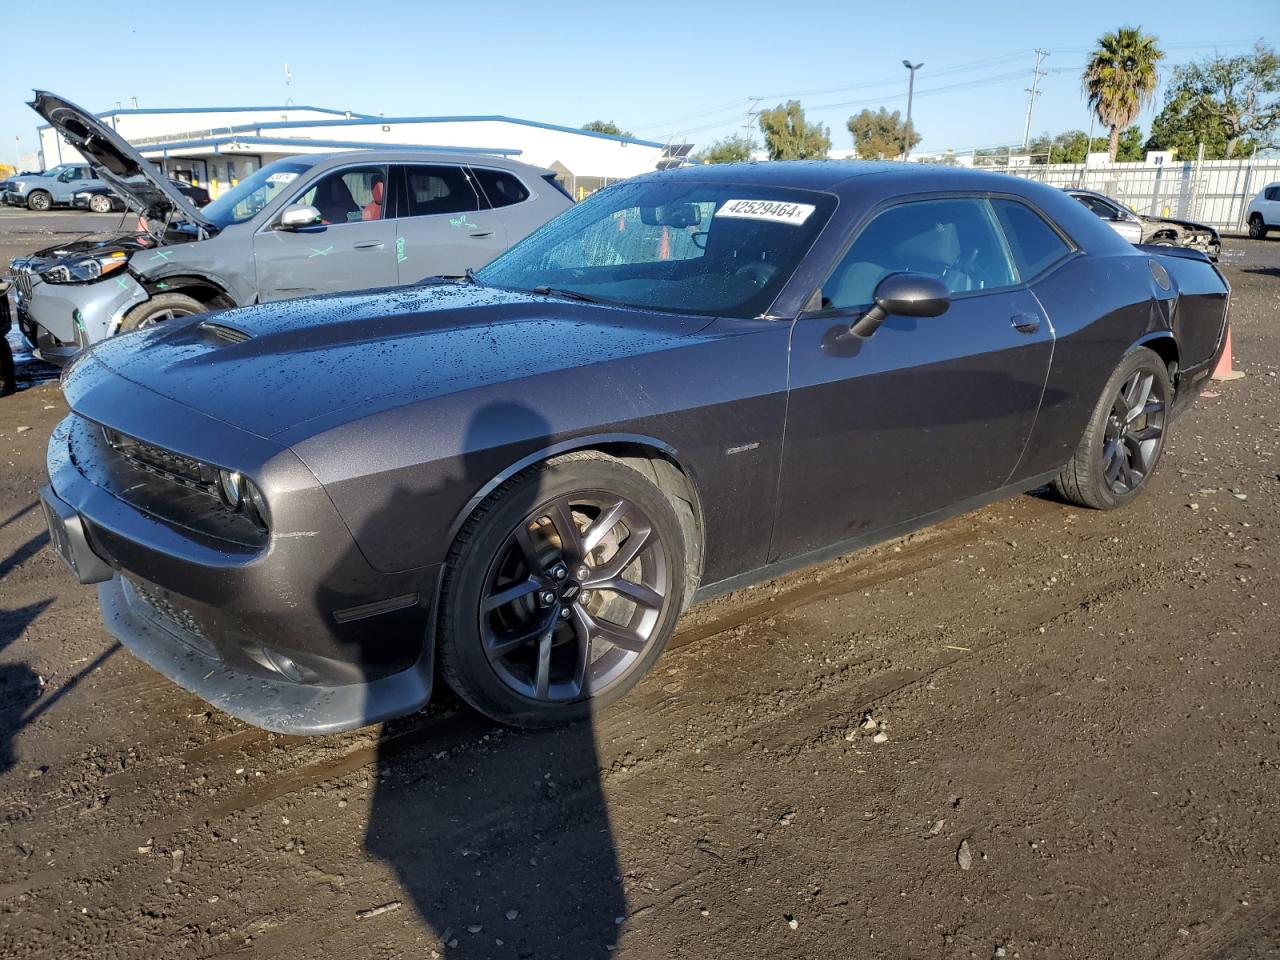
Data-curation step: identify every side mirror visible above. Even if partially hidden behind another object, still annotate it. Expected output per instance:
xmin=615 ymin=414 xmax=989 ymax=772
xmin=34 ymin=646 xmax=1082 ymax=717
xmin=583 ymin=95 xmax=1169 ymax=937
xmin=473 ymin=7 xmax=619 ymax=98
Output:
xmin=850 ymin=272 xmax=950 ymax=339
xmin=277 ymin=203 xmax=322 ymax=230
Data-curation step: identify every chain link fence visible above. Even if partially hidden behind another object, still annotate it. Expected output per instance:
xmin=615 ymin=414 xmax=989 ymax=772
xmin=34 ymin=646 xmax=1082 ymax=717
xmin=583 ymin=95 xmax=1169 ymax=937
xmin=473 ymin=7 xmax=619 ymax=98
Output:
xmin=992 ymin=156 xmax=1280 ymax=234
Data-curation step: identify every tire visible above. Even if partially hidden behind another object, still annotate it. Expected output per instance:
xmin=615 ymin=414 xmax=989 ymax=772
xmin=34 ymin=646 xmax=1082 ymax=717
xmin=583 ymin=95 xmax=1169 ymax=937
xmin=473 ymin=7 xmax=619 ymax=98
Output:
xmin=1052 ymin=347 xmax=1172 ymax=510
xmin=118 ymin=292 xmax=206 ymax=333
xmin=438 ymin=450 xmax=689 ymax=727
xmin=88 ymin=194 xmax=113 ymax=214
xmin=26 ymin=191 xmax=51 ymax=212
xmin=1150 ymin=237 xmax=1177 ymax=247
xmin=1248 ymin=214 xmax=1266 ymax=240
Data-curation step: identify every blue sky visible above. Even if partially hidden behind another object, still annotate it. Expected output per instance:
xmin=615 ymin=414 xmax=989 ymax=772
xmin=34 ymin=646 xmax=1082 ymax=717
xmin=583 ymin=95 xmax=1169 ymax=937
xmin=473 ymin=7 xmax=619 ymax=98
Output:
xmin=1 ymin=0 xmax=1273 ymax=165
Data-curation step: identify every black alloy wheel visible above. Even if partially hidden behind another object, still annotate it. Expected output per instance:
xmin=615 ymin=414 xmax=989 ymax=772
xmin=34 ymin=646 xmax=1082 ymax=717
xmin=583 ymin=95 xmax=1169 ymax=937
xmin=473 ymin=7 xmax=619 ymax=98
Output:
xmin=438 ymin=451 xmax=689 ymax=726
xmin=1101 ymin=367 xmax=1168 ymax=496
xmin=1053 ymin=346 xmax=1173 ymax=510
xmin=480 ymin=491 xmax=670 ymax=702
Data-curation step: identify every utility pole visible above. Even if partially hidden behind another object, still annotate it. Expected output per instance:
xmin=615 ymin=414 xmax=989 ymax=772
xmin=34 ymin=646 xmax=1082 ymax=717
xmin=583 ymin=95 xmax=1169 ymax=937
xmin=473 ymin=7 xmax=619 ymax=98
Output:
xmin=1021 ymin=48 xmax=1049 ymax=150
xmin=744 ymin=97 xmax=762 ymax=144
xmin=902 ymin=60 xmax=923 ymax=161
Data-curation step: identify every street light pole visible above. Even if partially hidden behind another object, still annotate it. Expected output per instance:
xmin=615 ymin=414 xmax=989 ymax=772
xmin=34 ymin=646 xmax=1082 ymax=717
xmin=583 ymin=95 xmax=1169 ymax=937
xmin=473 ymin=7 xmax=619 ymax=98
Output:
xmin=902 ymin=60 xmax=923 ymax=161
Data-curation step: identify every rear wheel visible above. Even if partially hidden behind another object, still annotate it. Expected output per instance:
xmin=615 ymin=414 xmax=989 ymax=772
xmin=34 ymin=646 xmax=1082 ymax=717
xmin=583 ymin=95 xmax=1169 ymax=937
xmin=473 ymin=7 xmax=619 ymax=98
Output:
xmin=438 ymin=451 xmax=688 ymax=727
xmin=118 ymin=292 xmax=206 ymax=333
xmin=1053 ymin=347 xmax=1172 ymax=510
xmin=88 ymin=194 xmax=113 ymax=214
xmin=1248 ymin=214 xmax=1267 ymax=240
xmin=26 ymin=191 xmax=51 ymax=212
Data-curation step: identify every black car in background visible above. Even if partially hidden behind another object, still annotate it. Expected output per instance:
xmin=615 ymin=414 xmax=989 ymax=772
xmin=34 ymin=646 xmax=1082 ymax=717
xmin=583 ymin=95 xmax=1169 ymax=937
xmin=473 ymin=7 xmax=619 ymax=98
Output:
xmin=73 ymin=177 xmax=212 ymax=213
xmin=42 ymin=162 xmax=1230 ymax=734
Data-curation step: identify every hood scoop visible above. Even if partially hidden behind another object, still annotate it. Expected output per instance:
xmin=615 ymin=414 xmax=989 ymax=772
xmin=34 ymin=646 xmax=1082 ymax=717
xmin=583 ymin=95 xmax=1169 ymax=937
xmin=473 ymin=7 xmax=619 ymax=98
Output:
xmin=198 ymin=320 xmax=252 ymax=345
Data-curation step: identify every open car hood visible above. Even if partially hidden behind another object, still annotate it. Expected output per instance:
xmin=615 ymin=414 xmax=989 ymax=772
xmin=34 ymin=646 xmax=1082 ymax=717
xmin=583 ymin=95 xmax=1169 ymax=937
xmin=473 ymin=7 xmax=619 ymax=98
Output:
xmin=28 ymin=91 xmax=215 ymax=232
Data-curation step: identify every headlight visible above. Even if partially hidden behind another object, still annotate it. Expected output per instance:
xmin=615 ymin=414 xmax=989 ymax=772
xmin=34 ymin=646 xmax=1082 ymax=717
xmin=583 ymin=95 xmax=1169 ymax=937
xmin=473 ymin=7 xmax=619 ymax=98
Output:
xmin=40 ymin=253 xmax=129 ymax=284
xmin=218 ymin=469 xmax=270 ymax=529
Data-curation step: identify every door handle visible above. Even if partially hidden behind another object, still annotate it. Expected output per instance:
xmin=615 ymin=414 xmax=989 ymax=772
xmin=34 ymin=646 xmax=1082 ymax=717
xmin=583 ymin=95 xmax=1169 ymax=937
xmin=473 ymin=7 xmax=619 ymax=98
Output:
xmin=468 ymin=231 xmax=495 ymax=239
xmin=353 ymin=240 xmax=384 ymax=250
xmin=1010 ymin=313 xmax=1040 ymax=334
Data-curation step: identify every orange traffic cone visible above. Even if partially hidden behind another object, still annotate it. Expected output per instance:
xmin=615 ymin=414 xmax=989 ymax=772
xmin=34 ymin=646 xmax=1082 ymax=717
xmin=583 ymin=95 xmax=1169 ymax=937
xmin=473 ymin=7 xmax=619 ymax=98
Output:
xmin=1211 ymin=328 xmax=1245 ymax=382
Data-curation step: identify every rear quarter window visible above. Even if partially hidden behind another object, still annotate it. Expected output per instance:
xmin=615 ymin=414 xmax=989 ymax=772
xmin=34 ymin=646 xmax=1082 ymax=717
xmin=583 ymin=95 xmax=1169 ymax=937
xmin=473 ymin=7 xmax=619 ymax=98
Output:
xmin=472 ymin=168 xmax=530 ymax=208
xmin=991 ymin=199 xmax=1071 ymax=281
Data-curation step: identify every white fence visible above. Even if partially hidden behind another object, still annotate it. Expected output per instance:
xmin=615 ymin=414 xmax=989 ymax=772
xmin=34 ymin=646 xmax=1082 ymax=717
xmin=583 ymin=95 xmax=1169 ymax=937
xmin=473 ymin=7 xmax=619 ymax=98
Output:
xmin=991 ymin=157 xmax=1280 ymax=234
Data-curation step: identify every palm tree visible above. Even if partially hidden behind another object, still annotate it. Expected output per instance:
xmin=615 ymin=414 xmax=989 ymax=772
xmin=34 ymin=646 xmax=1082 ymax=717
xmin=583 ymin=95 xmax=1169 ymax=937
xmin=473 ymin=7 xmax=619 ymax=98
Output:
xmin=1082 ymin=27 xmax=1164 ymax=161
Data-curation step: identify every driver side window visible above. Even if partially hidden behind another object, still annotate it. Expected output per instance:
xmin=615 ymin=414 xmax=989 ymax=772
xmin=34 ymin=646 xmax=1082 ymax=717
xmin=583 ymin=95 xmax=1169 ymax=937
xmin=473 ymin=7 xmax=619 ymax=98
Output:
xmin=821 ymin=197 xmax=1016 ymax=310
xmin=295 ymin=166 xmax=386 ymax=225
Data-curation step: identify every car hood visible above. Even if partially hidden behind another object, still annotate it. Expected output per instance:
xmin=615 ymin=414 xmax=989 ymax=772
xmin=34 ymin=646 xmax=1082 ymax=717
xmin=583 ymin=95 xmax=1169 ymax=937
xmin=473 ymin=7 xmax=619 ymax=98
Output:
xmin=28 ymin=90 xmax=215 ymax=231
xmin=74 ymin=284 xmax=711 ymax=440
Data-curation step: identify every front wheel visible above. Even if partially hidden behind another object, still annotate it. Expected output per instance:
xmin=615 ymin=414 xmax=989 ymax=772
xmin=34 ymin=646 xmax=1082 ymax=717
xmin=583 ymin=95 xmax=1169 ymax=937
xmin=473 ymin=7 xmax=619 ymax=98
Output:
xmin=88 ymin=194 xmax=113 ymax=214
xmin=438 ymin=451 xmax=689 ymax=727
xmin=1248 ymin=214 xmax=1267 ymax=240
xmin=118 ymin=292 xmax=206 ymax=333
xmin=26 ymin=191 xmax=51 ymax=211
xmin=1053 ymin=347 xmax=1172 ymax=510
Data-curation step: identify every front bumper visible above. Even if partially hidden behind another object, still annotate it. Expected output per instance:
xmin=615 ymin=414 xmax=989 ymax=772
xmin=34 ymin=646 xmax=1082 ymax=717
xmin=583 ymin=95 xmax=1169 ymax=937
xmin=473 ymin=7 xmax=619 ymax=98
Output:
xmin=44 ymin=376 xmax=439 ymax=734
xmin=12 ymin=268 xmax=148 ymax=364
xmin=98 ymin=574 xmax=433 ymax=735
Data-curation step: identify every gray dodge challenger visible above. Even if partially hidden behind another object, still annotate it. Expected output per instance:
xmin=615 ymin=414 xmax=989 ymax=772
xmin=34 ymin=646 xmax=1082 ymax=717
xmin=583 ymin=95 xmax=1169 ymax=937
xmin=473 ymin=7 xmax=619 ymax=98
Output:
xmin=42 ymin=160 xmax=1231 ymax=732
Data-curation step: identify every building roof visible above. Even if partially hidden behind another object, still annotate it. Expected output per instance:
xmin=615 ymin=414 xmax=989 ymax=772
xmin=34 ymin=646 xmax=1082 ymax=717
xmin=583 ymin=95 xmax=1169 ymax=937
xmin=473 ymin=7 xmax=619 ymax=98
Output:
xmin=136 ymin=135 xmax=521 ymax=156
xmin=42 ymin=106 xmax=666 ymax=149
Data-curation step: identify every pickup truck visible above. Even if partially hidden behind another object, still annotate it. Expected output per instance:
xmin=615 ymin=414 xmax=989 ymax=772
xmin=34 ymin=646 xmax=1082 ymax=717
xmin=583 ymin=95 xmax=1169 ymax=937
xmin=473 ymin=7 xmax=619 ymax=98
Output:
xmin=1 ymin=163 xmax=105 ymax=210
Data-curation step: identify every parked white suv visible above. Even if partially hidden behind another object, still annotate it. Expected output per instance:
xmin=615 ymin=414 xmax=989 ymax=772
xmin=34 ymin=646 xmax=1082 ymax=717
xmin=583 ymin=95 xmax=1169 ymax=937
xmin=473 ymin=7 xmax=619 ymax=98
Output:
xmin=1246 ymin=182 xmax=1279 ymax=239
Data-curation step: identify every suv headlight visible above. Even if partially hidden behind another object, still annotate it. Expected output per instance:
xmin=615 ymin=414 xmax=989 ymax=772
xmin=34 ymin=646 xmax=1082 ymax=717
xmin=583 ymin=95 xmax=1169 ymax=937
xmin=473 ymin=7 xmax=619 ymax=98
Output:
xmin=40 ymin=253 xmax=129 ymax=285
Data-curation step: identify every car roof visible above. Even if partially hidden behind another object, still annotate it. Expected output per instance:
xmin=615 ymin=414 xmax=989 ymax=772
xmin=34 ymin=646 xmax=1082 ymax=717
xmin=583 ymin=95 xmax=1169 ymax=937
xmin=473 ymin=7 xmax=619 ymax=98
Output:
xmin=286 ymin=149 xmax=549 ymax=175
xmin=637 ymin=159 xmax=1053 ymax=198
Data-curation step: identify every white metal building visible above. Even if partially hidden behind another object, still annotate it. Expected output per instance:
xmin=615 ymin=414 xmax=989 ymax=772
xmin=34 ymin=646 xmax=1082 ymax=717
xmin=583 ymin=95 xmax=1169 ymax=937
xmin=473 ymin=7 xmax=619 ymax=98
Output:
xmin=38 ymin=104 xmax=673 ymax=199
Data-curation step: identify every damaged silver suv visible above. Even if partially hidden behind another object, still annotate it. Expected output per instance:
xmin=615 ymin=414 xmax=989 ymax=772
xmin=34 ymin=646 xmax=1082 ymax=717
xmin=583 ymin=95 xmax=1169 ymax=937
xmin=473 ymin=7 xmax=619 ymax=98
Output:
xmin=10 ymin=92 xmax=572 ymax=365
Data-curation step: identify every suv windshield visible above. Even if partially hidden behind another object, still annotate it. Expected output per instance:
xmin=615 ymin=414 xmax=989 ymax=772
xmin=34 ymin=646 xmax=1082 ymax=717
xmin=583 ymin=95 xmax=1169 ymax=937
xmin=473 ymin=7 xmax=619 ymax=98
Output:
xmin=201 ymin=160 xmax=313 ymax=228
xmin=477 ymin=179 xmax=836 ymax=317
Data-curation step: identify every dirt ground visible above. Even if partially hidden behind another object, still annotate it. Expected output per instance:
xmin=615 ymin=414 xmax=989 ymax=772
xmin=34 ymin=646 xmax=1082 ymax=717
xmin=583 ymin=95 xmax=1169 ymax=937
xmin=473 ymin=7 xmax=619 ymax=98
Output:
xmin=1 ymin=235 xmax=1278 ymax=960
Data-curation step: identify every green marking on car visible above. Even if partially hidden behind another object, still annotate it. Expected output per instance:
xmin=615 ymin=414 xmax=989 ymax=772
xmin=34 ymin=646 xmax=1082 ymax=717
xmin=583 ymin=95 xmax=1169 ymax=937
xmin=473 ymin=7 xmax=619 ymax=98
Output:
xmin=309 ymin=246 xmax=335 ymax=258
xmin=150 ymin=250 xmax=172 ymax=262
xmin=396 ymin=237 xmax=407 ymax=263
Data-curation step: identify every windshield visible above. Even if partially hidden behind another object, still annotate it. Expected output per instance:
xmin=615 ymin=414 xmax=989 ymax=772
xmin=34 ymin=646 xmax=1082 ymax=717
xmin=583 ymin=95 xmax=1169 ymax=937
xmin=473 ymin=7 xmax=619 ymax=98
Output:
xmin=477 ymin=179 xmax=836 ymax=317
xmin=201 ymin=160 xmax=312 ymax=228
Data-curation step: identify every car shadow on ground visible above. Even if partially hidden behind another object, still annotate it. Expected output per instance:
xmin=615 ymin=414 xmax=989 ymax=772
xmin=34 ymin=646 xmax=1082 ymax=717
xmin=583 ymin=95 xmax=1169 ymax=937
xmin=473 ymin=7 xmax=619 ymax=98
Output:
xmin=0 ymin=597 xmax=51 ymax=777
xmin=323 ymin=401 xmax=627 ymax=958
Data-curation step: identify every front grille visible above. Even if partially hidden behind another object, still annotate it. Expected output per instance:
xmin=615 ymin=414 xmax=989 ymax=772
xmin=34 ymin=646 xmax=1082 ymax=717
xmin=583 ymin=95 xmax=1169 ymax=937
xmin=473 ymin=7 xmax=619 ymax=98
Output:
xmin=67 ymin=416 xmax=267 ymax=548
xmin=13 ymin=268 xmax=33 ymax=298
xmin=101 ymin=426 xmax=221 ymax=497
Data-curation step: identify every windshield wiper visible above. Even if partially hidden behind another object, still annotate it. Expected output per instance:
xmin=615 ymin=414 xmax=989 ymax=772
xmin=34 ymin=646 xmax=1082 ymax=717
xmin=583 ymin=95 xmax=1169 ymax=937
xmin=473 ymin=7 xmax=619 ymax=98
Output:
xmin=531 ymin=285 xmax=605 ymax=305
xmin=464 ymin=267 xmax=482 ymax=285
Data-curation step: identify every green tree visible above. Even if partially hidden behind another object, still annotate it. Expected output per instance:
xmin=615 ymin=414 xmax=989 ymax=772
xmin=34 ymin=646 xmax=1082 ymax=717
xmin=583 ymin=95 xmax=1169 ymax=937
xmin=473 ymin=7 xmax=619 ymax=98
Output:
xmin=846 ymin=107 xmax=920 ymax=159
xmin=758 ymin=101 xmax=831 ymax=160
xmin=696 ymin=134 xmax=755 ymax=164
xmin=1082 ymin=26 xmax=1164 ymax=161
xmin=1145 ymin=41 xmax=1279 ymax=158
xmin=581 ymin=120 xmax=633 ymax=138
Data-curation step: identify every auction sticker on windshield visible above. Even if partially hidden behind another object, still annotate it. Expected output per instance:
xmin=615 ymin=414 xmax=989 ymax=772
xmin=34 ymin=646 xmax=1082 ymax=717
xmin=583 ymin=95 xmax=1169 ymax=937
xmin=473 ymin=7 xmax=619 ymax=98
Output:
xmin=266 ymin=172 xmax=299 ymax=184
xmin=715 ymin=199 xmax=816 ymax=225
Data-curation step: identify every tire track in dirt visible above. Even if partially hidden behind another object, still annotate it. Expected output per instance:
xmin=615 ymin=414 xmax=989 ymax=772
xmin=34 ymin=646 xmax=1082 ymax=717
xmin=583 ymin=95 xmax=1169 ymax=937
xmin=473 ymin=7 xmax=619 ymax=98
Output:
xmin=0 ymin=511 xmax=999 ymax=905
